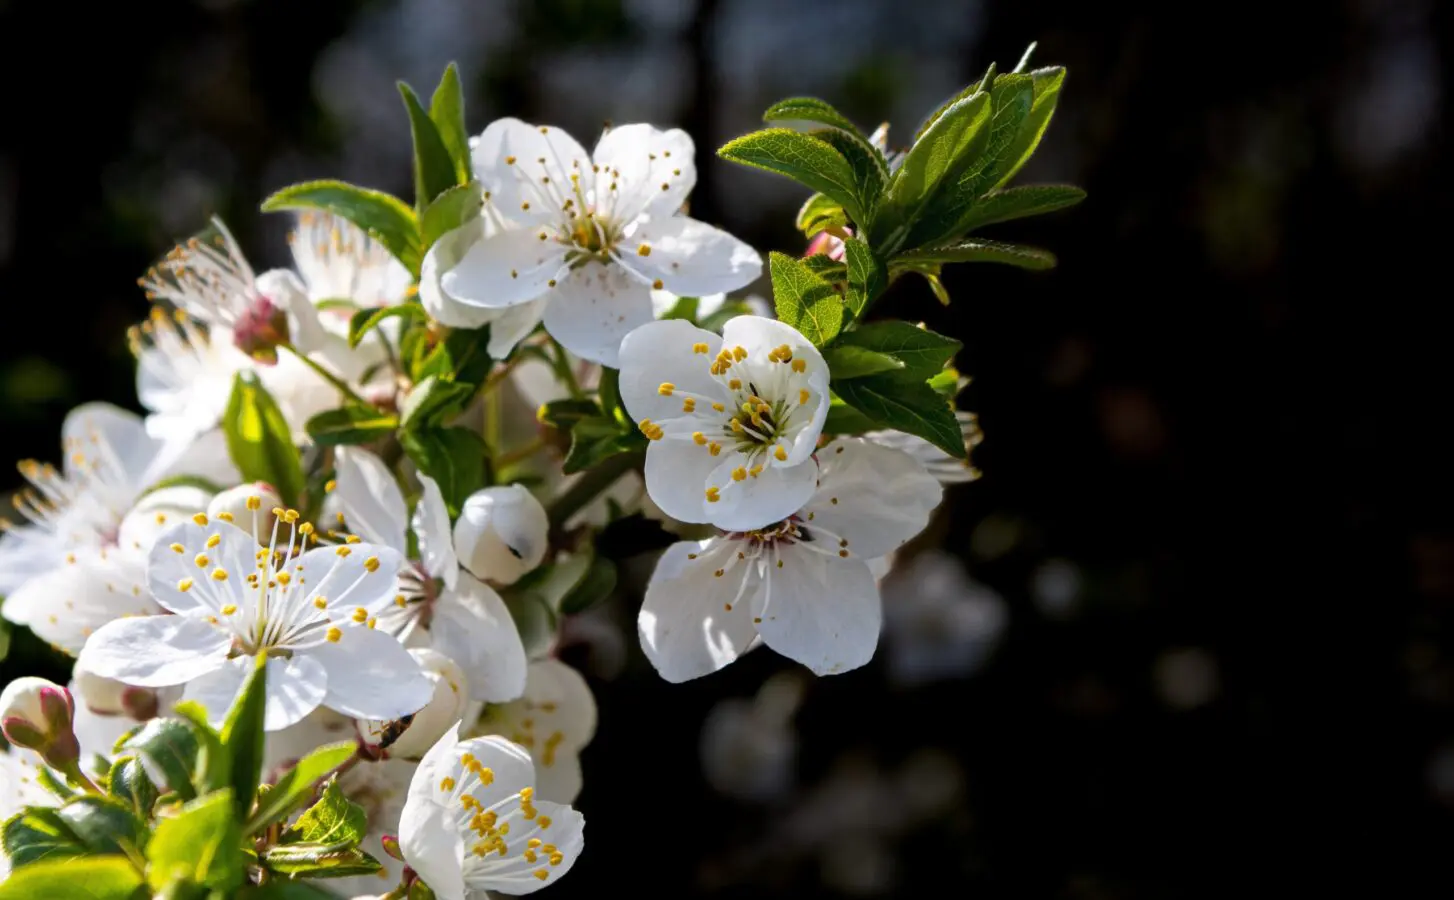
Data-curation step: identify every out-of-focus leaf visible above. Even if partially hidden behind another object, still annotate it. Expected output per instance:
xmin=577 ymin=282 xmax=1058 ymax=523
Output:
xmin=222 ymin=372 xmax=306 ymax=508
xmin=262 ymin=180 xmax=420 ymax=272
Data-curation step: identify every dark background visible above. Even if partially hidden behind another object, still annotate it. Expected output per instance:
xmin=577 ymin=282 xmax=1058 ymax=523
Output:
xmin=3 ymin=0 xmax=1452 ymax=896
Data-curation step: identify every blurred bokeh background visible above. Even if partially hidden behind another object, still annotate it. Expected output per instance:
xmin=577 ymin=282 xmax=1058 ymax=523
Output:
xmin=3 ymin=0 xmax=1452 ymax=895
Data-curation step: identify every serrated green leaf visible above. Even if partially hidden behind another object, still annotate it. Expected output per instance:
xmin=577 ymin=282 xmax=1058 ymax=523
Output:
xmin=835 ymin=319 xmax=961 ymax=376
xmin=281 ymin=779 xmax=366 ymax=848
xmin=222 ymin=372 xmax=306 ymax=507
xmin=349 ymin=302 xmax=427 ymax=349
xmin=813 ymin=128 xmax=888 ymax=224
xmin=305 ymin=404 xmax=400 ymax=447
xmin=955 ymin=184 xmax=1085 ymax=233
xmin=993 ymin=66 xmax=1066 ymax=189
xmin=56 ymin=795 xmax=146 ymax=859
xmin=0 ymin=856 xmax=143 ymax=900
xmin=880 ymin=92 xmax=991 ymax=251
xmin=560 ymin=554 xmax=618 ymax=615
xmin=118 ymin=718 xmax=200 ymax=802
xmin=429 ymin=63 xmax=471 ymax=184
xmin=842 ymin=237 xmax=885 ymax=320
xmin=107 ymin=756 xmax=160 ymax=818
xmin=823 ymin=344 xmax=905 ymax=380
xmin=245 ymin=742 xmax=356 ymax=835
xmin=263 ymin=844 xmax=383 ymax=879
xmin=401 ymin=427 xmax=487 ymax=517
xmin=718 ymin=129 xmax=865 ymax=222
xmin=763 ymin=97 xmax=863 ymax=135
xmin=421 ymin=181 xmax=483 ymax=249
xmin=219 ymin=653 xmax=267 ymax=823
xmin=401 ymin=376 xmax=477 ymax=431
xmin=400 ymin=82 xmax=460 ymax=208
xmin=262 ymin=180 xmax=420 ymax=273
xmin=896 ymin=238 xmax=1056 ymax=270
xmin=802 ymin=254 xmax=847 ymax=282
xmin=834 ymin=369 xmax=967 ymax=457
xmin=768 ymin=251 xmax=844 ymax=346
xmin=2 ymin=807 xmax=85 ymax=868
xmin=148 ymin=790 xmax=245 ymax=892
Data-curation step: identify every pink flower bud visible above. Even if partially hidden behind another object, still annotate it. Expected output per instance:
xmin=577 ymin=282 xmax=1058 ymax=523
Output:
xmin=0 ymin=677 xmax=79 ymax=768
xmin=380 ymin=835 xmax=405 ymax=862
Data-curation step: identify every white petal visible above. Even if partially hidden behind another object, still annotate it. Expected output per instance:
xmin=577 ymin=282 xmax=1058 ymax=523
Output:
xmin=293 ymin=541 xmax=405 ymax=616
xmin=76 ymin=614 xmax=231 ymax=687
xmin=641 ymin=438 xmax=724 ymax=525
xmin=441 ymin=225 xmax=567 ymax=311
xmin=309 ymin=625 xmax=432 ymax=721
xmin=257 ymin=268 xmax=333 ymax=358
xmin=421 ymin=222 xmax=497 ymax=329
xmin=370 ymin=648 xmax=469 ymax=759
xmin=399 ymin=791 xmax=468 ymax=900
xmin=703 ymin=453 xmax=819 ymax=533
xmin=0 ymin=525 xmax=61 ymax=603
xmin=154 ymin=428 xmax=241 ymax=487
xmin=484 ymin=297 xmax=549 ymax=359
xmin=24 ymin=554 xmax=158 ymax=655
xmin=62 ymin=402 xmax=159 ymax=489
xmin=470 ymin=118 xmax=591 ymax=228
xmin=639 ymin=540 xmax=761 ymax=682
xmin=146 ymin=519 xmax=258 ymax=617
xmin=334 ymin=447 xmax=410 ymax=554
xmin=720 ymin=314 xmax=830 ymax=390
xmin=465 ymin=798 xmax=584 ymax=894
xmin=413 ymin=474 xmax=458 ymax=587
xmin=804 ymin=440 xmax=944 ymax=559
xmin=183 ymin=655 xmax=328 ymax=731
xmin=116 ymin=484 xmax=214 ymax=556
xmin=540 ymin=263 xmax=655 ymax=366
xmin=591 ymin=123 xmax=696 ymax=222
xmin=616 ymin=319 xmax=725 ymax=423
xmin=431 ymin=573 xmax=528 ymax=703
xmin=526 ymin=660 xmax=597 ymax=749
xmin=756 ymin=547 xmax=881 ymax=676
xmin=533 ymin=746 xmax=582 ymax=805
xmin=453 ymin=485 xmax=549 ymax=586
xmin=615 ymin=216 xmax=762 ymax=299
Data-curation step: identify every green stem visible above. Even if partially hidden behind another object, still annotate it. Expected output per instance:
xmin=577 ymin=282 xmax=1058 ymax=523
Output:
xmin=546 ymin=450 xmax=642 ymax=528
xmin=282 ymin=344 xmax=370 ymax=406
xmin=548 ymin=338 xmax=584 ymax=401
xmin=57 ymin=758 xmax=103 ymax=795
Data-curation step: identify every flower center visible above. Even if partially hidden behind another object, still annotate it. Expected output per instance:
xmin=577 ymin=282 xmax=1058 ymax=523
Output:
xmin=231 ymin=295 xmax=290 ymax=364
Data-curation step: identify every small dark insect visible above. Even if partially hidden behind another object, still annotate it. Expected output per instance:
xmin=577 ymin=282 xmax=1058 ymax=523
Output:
xmin=373 ymin=714 xmax=415 ymax=750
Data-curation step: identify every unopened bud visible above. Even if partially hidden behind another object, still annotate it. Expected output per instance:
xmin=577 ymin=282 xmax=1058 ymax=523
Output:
xmin=208 ymin=482 xmax=284 ymax=539
xmin=0 ymin=677 xmax=80 ymax=768
xmin=453 ymin=485 xmax=548 ymax=586
xmin=358 ymin=649 xmax=467 ymax=760
xmin=380 ymin=834 xmax=405 ymax=862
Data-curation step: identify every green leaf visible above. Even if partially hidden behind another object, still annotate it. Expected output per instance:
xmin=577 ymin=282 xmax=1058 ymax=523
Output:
xmin=823 ymin=344 xmax=905 ymax=380
xmin=429 ymin=63 xmax=471 ymax=184
xmin=834 ymin=369 xmax=967 ymax=458
xmin=239 ymin=884 xmax=341 ymax=900
xmin=349 ymin=302 xmax=427 ymax=349
xmin=928 ymin=367 xmax=962 ymax=398
xmin=166 ymin=701 xmax=229 ymax=796
xmin=562 ymin=417 xmax=645 ymax=476
xmin=147 ymin=790 xmax=246 ymax=892
xmin=219 ymin=653 xmax=267 ymax=823
xmin=768 ymin=251 xmax=844 ymax=346
xmin=400 ymin=82 xmax=460 ymax=208
xmin=281 ymin=779 xmax=366 ymax=847
xmin=718 ymin=129 xmax=865 ymax=222
xmin=842 ymin=237 xmax=885 ymax=320
xmin=954 ymin=183 xmax=1085 ymax=233
xmin=2 ymin=807 xmax=85 ymax=868
xmin=537 ymin=398 xmax=605 ymax=431
xmin=796 ymin=192 xmax=848 ymax=237
xmin=763 ymin=97 xmax=863 ymax=135
xmin=401 ymin=376 xmax=477 ymax=431
xmin=657 ymin=294 xmax=699 ymax=321
xmin=401 ymin=427 xmax=487 ymax=517
xmin=879 ymin=92 xmax=991 ymax=250
xmin=262 ymin=180 xmax=420 ymax=273
xmin=0 ymin=856 xmax=143 ymax=900
xmin=244 ymin=742 xmax=356 ymax=835
xmin=814 ymin=129 xmax=889 ymax=225
xmin=56 ymin=795 xmax=147 ymax=859
xmin=834 ymin=320 xmax=961 ymax=376
xmin=118 ymin=718 xmax=200 ymax=802
xmin=305 ymin=404 xmax=400 ymax=447
xmin=421 ymin=181 xmax=483 ymax=249
xmin=412 ymin=325 xmax=494 ymax=386
xmin=822 ymin=394 xmax=879 ymax=435
xmin=993 ymin=66 xmax=1066 ymax=189
xmin=262 ymin=844 xmax=383 ymax=879
xmin=896 ymin=238 xmax=1056 ymax=270
xmin=222 ymin=372 xmax=307 ymax=508
xmin=137 ymin=474 xmax=227 ymax=500
xmin=560 ymin=554 xmax=618 ymax=615
xmin=107 ymin=756 xmax=160 ymax=818
xmin=802 ymin=254 xmax=847 ymax=282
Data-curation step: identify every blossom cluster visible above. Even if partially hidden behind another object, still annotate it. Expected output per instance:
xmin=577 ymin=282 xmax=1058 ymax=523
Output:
xmin=0 ymin=54 xmax=1072 ymax=898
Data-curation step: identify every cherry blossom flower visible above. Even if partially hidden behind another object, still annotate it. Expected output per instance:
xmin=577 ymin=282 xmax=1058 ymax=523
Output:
xmin=472 ymin=659 xmax=597 ymax=803
xmin=639 ymin=439 xmax=942 ymax=680
xmin=617 ymin=316 xmax=831 ymax=532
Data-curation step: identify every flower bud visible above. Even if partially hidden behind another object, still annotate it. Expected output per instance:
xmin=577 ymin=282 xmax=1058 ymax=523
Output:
xmin=0 ymin=677 xmax=79 ymax=769
xmin=208 ymin=482 xmax=285 ymax=539
xmin=380 ymin=834 xmax=405 ymax=862
xmin=453 ymin=485 xmax=548 ymax=585
xmin=73 ymin=663 xmax=167 ymax=721
xmin=357 ymin=649 xmax=468 ymax=760
xmin=232 ymin=295 xmax=290 ymax=363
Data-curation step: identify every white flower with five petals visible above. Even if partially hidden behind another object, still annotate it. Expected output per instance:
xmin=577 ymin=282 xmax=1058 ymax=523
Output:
xmin=76 ymin=512 xmax=432 ymax=731
xmin=400 ymin=727 xmax=585 ymax=899
xmin=639 ymin=438 xmax=943 ymax=680
xmin=471 ymin=659 xmax=597 ymax=803
xmin=328 ymin=448 xmax=530 ymax=703
xmin=618 ymin=316 xmax=830 ymax=531
xmin=428 ymin=118 xmax=761 ymax=365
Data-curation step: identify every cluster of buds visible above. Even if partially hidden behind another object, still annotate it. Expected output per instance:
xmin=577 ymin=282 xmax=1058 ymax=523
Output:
xmin=0 ymin=678 xmax=80 ymax=772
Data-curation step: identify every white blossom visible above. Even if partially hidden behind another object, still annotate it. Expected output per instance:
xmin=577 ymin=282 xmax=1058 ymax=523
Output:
xmin=399 ymin=728 xmax=585 ymax=899
xmin=358 ymin=648 xmax=470 ymax=760
xmin=453 ymin=485 xmax=549 ymax=587
xmin=639 ymin=439 xmax=942 ymax=680
xmin=472 ymin=659 xmax=597 ymax=803
xmin=329 ymin=448 xmax=528 ymax=703
xmin=617 ymin=316 xmax=831 ymax=532
xmin=76 ymin=509 xmax=432 ymax=731
xmin=427 ymin=118 xmax=761 ymax=365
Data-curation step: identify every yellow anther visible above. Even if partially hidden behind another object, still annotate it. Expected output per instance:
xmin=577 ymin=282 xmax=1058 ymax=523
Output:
xmin=276 ymin=571 xmax=291 ymax=585
xmin=658 ymin=382 xmax=675 ymax=396
xmin=535 ymin=870 xmax=549 ymax=881
xmin=705 ymin=487 xmax=721 ymax=503
xmin=245 ymin=495 xmax=261 ymax=510
xmin=314 ymin=597 xmax=327 ymax=609
xmin=550 ymin=852 xmax=565 ymax=866
xmin=791 ymin=358 xmax=807 ymax=373
xmin=216 ymin=512 xmax=233 ymax=522
xmin=728 ymin=378 xmax=742 ymax=390
xmin=637 ymin=243 xmax=652 ymax=256
xmin=839 ymin=549 xmax=850 ymax=557
xmin=732 ymin=345 xmax=747 ymax=361
xmin=324 ymin=479 xmax=337 ymax=493
xmin=525 ymin=849 xmax=539 ymax=863
xmin=730 ymin=418 xmax=744 ymax=433
xmin=211 ymin=568 xmax=228 ymax=581
xmin=221 ymin=604 xmax=237 ymax=615
xmin=538 ymin=815 xmax=552 ymax=828
xmin=282 ymin=509 xmax=300 ymax=524
xmin=528 ymin=838 xmax=543 ymax=849
xmin=741 ymin=401 xmax=757 ymax=414
xmin=368 ymin=617 xmax=377 ymax=629
xmin=346 ymin=535 xmax=362 ymax=544
xmin=692 ymin=342 xmax=710 ymax=354
xmin=299 ymin=522 xmax=314 ymax=536
xmin=352 ymin=607 xmax=368 ymax=623
xmin=364 ymin=556 xmax=380 ymax=573
xmin=336 ymin=546 xmax=352 ymax=557
xmin=192 ymin=513 xmax=208 ymax=526
xmin=169 ymin=543 xmax=184 ymax=554
xmin=799 ymin=388 xmax=810 ymax=405
xmin=750 ymin=465 xmax=764 ymax=478
xmin=177 ymin=578 xmax=194 ymax=592
xmin=326 ymin=627 xmax=342 ymax=643
xmin=774 ymin=446 xmax=788 ymax=461
xmin=440 ymin=777 xmax=455 ymax=792
xmin=194 ymin=553 xmax=210 ymax=568
xmin=206 ymin=534 xmax=221 ymax=548
xmin=682 ymin=397 xmax=696 ymax=413
xmin=731 ymin=467 xmax=747 ymax=482
xmin=692 ymin=432 xmax=707 ymax=445
xmin=708 ymin=442 xmax=722 ymax=456
xmin=395 ymin=595 xmax=408 ymax=607
xmin=775 ymin=344 xmax=793 ymax=361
